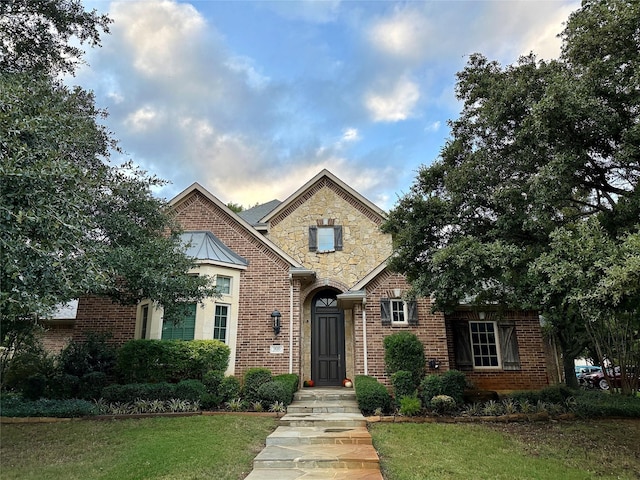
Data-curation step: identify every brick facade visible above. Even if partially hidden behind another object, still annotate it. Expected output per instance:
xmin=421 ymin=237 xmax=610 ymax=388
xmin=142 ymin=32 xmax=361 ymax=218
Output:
xmin=64 ymin=170 xmax=553 ymax=392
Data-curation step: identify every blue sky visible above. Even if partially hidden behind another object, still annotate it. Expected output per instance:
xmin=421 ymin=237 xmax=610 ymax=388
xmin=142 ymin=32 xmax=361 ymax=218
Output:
xmin=77 ymin=0 xmax=580 ymax=210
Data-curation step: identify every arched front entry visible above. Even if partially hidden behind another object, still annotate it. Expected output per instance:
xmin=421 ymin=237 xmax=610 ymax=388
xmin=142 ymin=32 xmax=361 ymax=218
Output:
xmin=311 ymin=290 xmax=345 ymax=386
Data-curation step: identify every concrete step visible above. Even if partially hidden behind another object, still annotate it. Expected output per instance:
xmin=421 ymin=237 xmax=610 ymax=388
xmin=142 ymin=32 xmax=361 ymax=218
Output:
xmin=279 ymin=412 xmax=367 ymax=428
xmin=245 ymin=467 xmax=383 ymax=479
xmin=287 ymin=400 xmax=361 ymax=414
xmin=252 ymin=443 xmax=380 ymax=470
xmin=294 ymin=388 xmax=356 ymax=403
xmin=266 ymin=426 xmax=372 ymax=446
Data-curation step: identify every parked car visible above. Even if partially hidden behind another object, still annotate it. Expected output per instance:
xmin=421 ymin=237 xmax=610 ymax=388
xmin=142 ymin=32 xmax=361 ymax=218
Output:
xmin=575 ymin=365 xmax=602 ymax=387
xmin=583 ymin=366 xmax=638 ymax=390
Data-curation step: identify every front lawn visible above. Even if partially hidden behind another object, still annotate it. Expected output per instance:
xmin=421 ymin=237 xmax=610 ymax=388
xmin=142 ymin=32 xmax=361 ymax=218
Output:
xmin=1 ymin=415 xmax=276 ymax=480
xmin=371 ymin=419 xmax=640 ymax=480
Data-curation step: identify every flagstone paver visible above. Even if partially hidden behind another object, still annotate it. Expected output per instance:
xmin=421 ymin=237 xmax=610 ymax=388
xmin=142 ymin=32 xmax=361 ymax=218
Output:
xmin=245 ymin=388 xmax=383 ymax=480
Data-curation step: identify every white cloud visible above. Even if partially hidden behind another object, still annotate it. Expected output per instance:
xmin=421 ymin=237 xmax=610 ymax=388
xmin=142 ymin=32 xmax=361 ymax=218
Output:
xmin=365 ymin=77 xmax=420 ymax=122
xmin=424 ymin=121 xmax=441 ymax=133
xmin=124 ymin=106 xmax=164 ymax=132
xmin=368 ymin=7 xmax=432 ymax=63
xmin=225 ymin=56 xmax=270 ymax=90
xmin=110 ymin=0 xmax=207 ymax=77
xmin=342 ymin=128 xmax=360 ymax=142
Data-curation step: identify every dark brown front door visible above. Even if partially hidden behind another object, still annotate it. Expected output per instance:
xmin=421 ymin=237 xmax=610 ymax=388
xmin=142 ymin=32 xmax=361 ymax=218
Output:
xmin=312 ymin=291 xmax=345 ymax=386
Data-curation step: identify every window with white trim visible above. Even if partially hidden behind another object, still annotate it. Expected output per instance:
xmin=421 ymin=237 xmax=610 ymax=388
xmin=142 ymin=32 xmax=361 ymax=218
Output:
xmin=140 ymin=304 xmax=149 ymax=339
xmin=470 ymin=321 xmax=500 ymax=368
xmin=380 ymin=298 xmax=418 ymax=326
xmin=391 ymin=299 xmax=406 ymax=324
xmin=216 ymin=276 xmax=231 ymax=295
xmin=213 ymin=304 xmax=229 ymax=343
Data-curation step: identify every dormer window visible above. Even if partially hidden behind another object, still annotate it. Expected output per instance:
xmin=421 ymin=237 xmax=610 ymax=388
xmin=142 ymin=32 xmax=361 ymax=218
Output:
xmin=309 ymin=222 xmax=343 ymax=253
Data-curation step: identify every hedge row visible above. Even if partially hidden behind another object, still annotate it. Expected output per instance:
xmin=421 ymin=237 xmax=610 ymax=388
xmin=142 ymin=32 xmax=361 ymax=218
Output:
xmin=116 ymin=339 xmax=230 ymax=383
xmin=1 ymin=396 xmax=97 ymax=418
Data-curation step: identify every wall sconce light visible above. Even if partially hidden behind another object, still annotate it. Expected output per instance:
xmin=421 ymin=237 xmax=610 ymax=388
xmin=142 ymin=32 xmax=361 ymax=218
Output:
xmin=429 ymin=359 xmax=440 ymax=369
xmin=271 ymin=309 xmax=281 ymax=336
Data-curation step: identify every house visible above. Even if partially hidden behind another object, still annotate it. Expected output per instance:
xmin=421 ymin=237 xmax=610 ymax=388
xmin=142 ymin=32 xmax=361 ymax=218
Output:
xmin=66 ymin=169 xmax=553 ymax=392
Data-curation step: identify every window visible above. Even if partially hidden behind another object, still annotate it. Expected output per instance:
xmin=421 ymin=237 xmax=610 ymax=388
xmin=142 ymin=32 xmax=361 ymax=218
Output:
xmin=162 ymin=303 xmax=196 ymax=340
xmin=140 ymin=304 xmax=149 ymax=339
xmin=216 ymin=276 xmax=231 ymax=295
xmin=391 ymin=299 xmax=405 ymax=323
xmin=380 ymin=298 xmax=418 ymax=326
xmin=470 ymin=321 xmax=500 ymax=368
xmin=213 ymin=305 xmax=229 ymax=343
xmin=309 ymin=225 xmax=343 ymax=252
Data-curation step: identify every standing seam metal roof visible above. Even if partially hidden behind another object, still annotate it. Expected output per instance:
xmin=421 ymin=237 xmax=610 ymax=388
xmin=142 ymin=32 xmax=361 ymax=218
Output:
xmin=180 ymin=231 xmax=248 ymax=267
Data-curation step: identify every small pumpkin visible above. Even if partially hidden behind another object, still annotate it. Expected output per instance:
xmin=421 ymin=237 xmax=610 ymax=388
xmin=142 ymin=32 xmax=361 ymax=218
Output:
xmin=344 ymin=380 xmax=353 ymax=388
xmin=304 ymin=379 xmax=315 ymax=387
xmin=342 ymin=378 xmax=352 ymax=387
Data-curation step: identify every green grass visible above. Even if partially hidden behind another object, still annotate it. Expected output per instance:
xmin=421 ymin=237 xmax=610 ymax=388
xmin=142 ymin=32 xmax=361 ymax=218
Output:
xmin=1 ymin=415 xmax=276 ymax=480
xmin=371 ymin=419 xmax=640 ymax=480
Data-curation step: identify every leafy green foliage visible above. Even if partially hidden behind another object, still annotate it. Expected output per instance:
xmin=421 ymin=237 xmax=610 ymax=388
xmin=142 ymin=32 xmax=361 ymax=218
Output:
xmin=399 ymin=395 xmax=422 ymax=416
xmin=100 ymin=383 xmax=176 ymax=404
xmin=58 ymin=333 xmax=116 ymax=378
xmin=219 ymin=376 xmax=241 ymax=403
xmin=383 ymin=332 xmax=425 ymax=385
xmin=256 ymin=381 xmax=289 ymax=407
xmin=382 ymin=0 xmax=640 ymax=388
xmin=115 ymin=340 xmax=229 ymax=383
xmin=391 ymin=370 xmax=416 ymax=406
xmin=174 ymin=380 xmax=207 ymax=402
xmin=272 ymin=374 xmax=299 ymax=405
xmin=354 ymin=375 xmax=391 ymax=415
xmin=419 ymin=375 xmax=443 ymax=406
xmin=0 ymin=396 xmax=97 ymax=417
xmin=242 ymin=368 xmax=273 ymax=404
xmin=440 ymin=370 xmax=467 ymax=405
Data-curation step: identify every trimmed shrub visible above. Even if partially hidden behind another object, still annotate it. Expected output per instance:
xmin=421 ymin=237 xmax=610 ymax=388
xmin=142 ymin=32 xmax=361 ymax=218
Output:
xmin=440 ymin=370 xmax=467 ymax=404
xmin=116 ymin=339 xmax=230 ymax=383
xmin=420 ymin=374 xmax=443 ymax=406
xmin=188 ymin=340 xmax=231 ymax=376
xmin=243 ymin=368 xmax=272 ymax=404
xmin=391 ymin=370 xmax=416 ymax=406
xmin=574 ymin=390 xmax=640 ymax=418
xmin=101 ymin=382 xmax=176 ymax=403
xmin=0 ymin=397 xmax=96 ymax=418
xmin=508 ymin=385 xmax=576 ymax=405
xmin=257 ymin=381 xmax=290 ymax=407
xmin=58 ymin=332 xmax=116 ymax=378
xmin=23 ymin=373 xmax=47 ymax=400
xmin=219 ymin=376 xmax=241 ymax=403
xmin=203 ymin=370 xmax=224 ymax=394
xmin=78 ymin=371 xmax=108 ymax=400
xmin=48 ymin=373 xmax=80 ymax=400
xmin=273 ymin=374 xmax=299 ymax=405
xmin=383 ymin=332 xmax=425 ymax=385
xmin=399 ymin=395 xmax=422 ymax=416
xmin=354 ymin=375 xmax=391 ymax=415
xmin=431 ymin=394 xmax=457 ymax=414
xmin=2 ymin=344 xmax=56 ymax=393
xmin=174 ymin=380 xmax=207 ymax=402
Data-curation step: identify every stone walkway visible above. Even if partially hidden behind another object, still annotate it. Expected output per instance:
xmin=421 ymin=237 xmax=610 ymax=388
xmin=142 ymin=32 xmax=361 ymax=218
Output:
xmin=245 ymin=388 xmax=383 ymax=480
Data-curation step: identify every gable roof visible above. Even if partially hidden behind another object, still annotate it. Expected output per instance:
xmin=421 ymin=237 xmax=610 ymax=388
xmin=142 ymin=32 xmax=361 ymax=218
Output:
xmin=238 ymin=199 xmax=281 ymax=226
xmin=181 ymin=231 xmax=248 ymax=269
xmin=260 ymin=169 xmax=387 ymax=224
xmin=169 ymin=183 xmax=303 ymax=268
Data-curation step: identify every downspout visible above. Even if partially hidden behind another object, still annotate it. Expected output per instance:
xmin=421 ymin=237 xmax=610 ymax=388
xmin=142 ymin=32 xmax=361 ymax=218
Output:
xmin=362 ymin=297 xmax=368 ymax=376
xmin=289 ymin=274 xmax=293 ymax=374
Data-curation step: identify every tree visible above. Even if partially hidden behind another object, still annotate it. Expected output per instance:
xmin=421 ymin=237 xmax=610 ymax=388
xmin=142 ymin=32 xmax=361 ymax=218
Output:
xmin=535 ymin=220 xmax=640 ymax=394
xmin=0 ymin=0 xmax=217 ymax=384
xmin=382 ymin=0 xmax=639 ymax=388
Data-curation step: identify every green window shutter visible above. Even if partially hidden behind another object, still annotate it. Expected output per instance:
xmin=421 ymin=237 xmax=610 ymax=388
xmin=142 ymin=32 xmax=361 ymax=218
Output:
xmin=498 ymin=322 xmax=521 ymax=371
xmin=162 ymin=303 xmax=196 ymax=340
xmin=334 ymin=226 xmax=343 ymax=251
xmin=407 ymin=301 xmax=418 ymax=325
xmin=453 ymin=321 xmax=473 ymax=370
xmin=309 ymin=226 xmax=318 ymax=252
xmin=380 ymin=298 xmax=391 ymax=326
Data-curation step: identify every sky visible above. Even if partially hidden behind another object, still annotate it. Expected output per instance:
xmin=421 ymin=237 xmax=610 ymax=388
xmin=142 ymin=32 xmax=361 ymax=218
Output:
xmin=77 ymin=0 xmax=580 ymax=210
